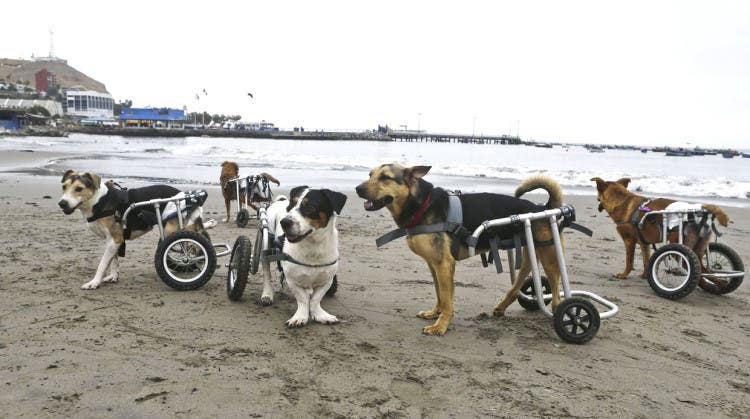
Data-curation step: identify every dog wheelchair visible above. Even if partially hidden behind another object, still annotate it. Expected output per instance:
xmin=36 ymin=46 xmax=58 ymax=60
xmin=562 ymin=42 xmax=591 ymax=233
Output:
xmin=225 ymin=203 xmax=338 ymax=301
xmin=468 ymin=205 xmax=619 ymax=344
xmin=637 ymin=208 xmax=744 ymax=300
xmin=121 ymin=190 xmax=230 ymax=290
xmin=226 ymin=174 xmax=275 ymax=228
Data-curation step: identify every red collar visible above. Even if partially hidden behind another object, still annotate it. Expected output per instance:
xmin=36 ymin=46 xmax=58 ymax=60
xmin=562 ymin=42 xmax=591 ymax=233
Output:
xmin=404 ymin=193 xmax=431 ymax=229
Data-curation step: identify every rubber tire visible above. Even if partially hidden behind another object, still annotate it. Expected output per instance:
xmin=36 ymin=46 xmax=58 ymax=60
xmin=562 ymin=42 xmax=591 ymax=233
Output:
xmin=236 ymin=208 xmax=250 ymax=228
xmin=155 ymin=230 xmax=216 ymax=291
xmin=699 ymin=242 xmax=744 ymax=295
xmin=647 ymin=243 xmax=701 ymax=300
xmin=517 ymin=275 xmax=552 ymax=311
xmin=553 ymin=297 xmax=600 ymax=344
xmin=325 ymin=275 xmax=338 ymax=297
xmin=227 ymin=235 xmax=252 ymax=301
xmin=251 ymin=225 xmax=265 ymax=275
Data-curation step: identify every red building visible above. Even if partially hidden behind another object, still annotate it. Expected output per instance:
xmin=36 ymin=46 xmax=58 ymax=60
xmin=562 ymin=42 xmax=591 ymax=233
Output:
xmin=34 ymin=68 xmax=57 ymax=92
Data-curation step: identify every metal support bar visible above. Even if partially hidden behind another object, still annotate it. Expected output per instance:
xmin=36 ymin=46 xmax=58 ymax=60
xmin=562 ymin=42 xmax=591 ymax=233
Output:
xmin=549 ymin=214 xmax=571 ymax=298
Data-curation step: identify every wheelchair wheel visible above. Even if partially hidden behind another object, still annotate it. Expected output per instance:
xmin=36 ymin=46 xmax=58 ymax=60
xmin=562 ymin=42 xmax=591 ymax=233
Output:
xmin=647 ymin=243 xmax=700 ymax=300
xmin=236 ymin=208 xmax=250 ymax=228
xmin=325 ymin=275 xmax=338 ymax=297
xmin=155 ymin=230 xmax=216 ymax=290
xmin=227 ymin=235 xmax=252 ymax=301
xmin=517 ymin=275 xmax=552 ymax=311
xmin=699 ymin=242 xmax=744 ymax=295
xmin=553 ymin=297 xmax=600 ymax=344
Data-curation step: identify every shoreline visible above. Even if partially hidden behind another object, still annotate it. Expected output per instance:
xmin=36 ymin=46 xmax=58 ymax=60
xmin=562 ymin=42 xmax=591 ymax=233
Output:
xmin=1 ymin=148 xmax=748 ymax=208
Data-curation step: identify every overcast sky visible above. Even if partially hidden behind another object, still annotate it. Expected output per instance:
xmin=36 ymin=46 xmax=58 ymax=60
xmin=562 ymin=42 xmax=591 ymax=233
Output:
xmin=2 ymin=1 xmax=748 ymax=147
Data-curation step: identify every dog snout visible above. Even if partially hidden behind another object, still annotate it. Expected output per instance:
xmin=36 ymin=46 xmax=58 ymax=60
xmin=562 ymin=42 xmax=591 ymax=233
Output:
xmin=280 ymin=216 xmax=294 ymax=232
xmin=355 ymin=183 xmax=368 ymax=198
xmin=58 ymin=200 xmax=69 ymax=211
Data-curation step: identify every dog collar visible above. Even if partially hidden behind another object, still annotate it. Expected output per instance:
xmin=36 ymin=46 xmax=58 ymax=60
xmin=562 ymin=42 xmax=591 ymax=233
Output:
xmin=404 ymin=192 xmax=431 ymax=229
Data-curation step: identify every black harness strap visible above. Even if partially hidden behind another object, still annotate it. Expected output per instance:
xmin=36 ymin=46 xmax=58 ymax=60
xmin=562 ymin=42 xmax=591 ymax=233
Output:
xmin=375 ymin=222 xmax=469 ymax=248
xmin=86 ymin=187 xmax=121 ymax=223
xmin=269 ymin=235 xmax=338 ymax=268
xmin=269 ymin=252 xmax=338 ymax=268
xmin=615 ymin=199 xmax=655 ymax=245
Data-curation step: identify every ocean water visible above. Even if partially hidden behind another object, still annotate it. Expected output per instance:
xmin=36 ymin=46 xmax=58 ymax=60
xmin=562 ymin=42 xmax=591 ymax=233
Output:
xmin=1 ymin=134 xmax=748 ymax=206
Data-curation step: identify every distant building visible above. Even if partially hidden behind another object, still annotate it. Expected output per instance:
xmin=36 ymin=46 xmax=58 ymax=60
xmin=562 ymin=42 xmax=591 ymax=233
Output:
xmin=0 ymin=98 xmax=63 ymax=117
xmin=119 ymin=107 xmax=186 ymax=128
xmin=34 ymin=69 xmax=57 ymax=93
xmin=64 ymin=87 xmax=114 ymax=119
xmin=0 ymin=110 xmax=24 ymax=130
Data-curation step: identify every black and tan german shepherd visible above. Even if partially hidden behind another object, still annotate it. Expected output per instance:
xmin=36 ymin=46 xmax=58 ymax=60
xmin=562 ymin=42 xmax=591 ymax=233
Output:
xmin=356 ymin=164 xmax=567 ymax=336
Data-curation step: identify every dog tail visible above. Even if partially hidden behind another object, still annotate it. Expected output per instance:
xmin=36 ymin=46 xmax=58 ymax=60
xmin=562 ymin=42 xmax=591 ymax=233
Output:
xmin=260 ymin=172 xmax=281 ymax=185
xmin=515 ymin=175 xmax=563 ymax=209
xmin=701 ymin=204 xmax=730 ymax=227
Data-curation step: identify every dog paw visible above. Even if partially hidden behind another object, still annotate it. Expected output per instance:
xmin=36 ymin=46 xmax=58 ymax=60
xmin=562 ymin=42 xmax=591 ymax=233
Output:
xmin=492 ymin=308 xmax=505 ymax=317
xmin=312 ymin=312 xmax=339 ymax=324
xmin=260 ymin=295 xmax=274 ymax=306
xmin=102 ymin=275 xmax=118 ymax=283
xmin=285 ymin=316 xmax=309 ymax=327
xmin=422 ymin=324 xmax=447 ymax=336
xmin=81 ymin=280 xmax=100 ymax=290
xmin=613 ymin=273 xmax=628 ymax=279
xmin=416 ymin=310 xmax=440 ymax=320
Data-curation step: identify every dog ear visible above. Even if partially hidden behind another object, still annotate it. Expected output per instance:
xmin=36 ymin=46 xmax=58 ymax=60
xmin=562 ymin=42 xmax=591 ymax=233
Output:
xmin=591 ymin=177 xmax=606 ymax=192
xmin=404 ymin=166 xmax=431 ymax=180
xmin=616 ymin=178 xmax=631 ymax=188
xmin=81 ymin=172 xmax=101 ymax=189
xmin=61 ymin=169 xmax=76 ymax=183
xmin=321 ymin=189 xmax=347 ymax=215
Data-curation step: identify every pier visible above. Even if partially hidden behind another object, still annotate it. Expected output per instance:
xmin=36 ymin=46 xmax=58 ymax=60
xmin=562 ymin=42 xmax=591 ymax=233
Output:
xmin=53 ymin=126 xmax=524 ymax=144
xmin=389 ymin=131 xmax=521 ymax=144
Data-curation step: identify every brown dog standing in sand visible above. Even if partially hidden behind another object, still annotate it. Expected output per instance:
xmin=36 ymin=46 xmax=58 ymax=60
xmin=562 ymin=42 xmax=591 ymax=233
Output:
xmin=591 ymin=177 xmax=729 ymax=279
xmin=357 ymin=164 xmax=567 ymax=336
xmin=219 ymin=161 xmax=279 ymax=222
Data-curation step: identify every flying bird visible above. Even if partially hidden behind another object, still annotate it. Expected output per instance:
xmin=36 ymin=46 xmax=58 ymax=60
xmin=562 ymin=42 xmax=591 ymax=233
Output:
xmin=247 ymin=92 xmax=254 ymax=98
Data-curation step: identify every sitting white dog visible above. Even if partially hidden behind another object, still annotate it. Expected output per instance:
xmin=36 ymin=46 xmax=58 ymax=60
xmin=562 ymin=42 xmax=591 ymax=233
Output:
xmin=264 ymin=186 xmax=347 ymax=327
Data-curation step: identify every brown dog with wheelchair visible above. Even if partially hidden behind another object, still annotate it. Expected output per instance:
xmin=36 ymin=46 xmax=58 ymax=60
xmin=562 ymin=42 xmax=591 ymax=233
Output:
xmin=356 ymin=163 xmax=568 ymax=336
xmin=591 ymin=177 xmax=729 ymax=280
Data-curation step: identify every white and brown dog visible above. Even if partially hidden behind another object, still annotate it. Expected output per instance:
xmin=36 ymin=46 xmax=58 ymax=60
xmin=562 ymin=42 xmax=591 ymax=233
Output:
xmin=263 ymin=186 xmax=347 ymax=327
xmin=58 ymin=170 xmax=210 ymax=290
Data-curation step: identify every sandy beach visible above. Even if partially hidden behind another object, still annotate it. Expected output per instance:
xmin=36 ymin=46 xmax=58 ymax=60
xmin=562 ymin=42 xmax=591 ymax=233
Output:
xmin=1 ymin=152 xmax=749 ymax=417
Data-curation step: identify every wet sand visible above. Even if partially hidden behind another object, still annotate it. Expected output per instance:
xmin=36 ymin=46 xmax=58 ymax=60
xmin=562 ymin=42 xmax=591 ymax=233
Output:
xmin=0 ymin=157 xmax=749 ymax=417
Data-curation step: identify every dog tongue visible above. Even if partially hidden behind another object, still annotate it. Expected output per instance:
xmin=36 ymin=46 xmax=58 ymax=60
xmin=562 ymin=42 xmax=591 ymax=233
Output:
xmin=364 ymin=201 xmax=374 ymax=210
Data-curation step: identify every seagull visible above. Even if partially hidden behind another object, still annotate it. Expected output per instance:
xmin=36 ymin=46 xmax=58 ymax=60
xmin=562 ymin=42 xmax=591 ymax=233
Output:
xmin=247 ymin=92 xmax=254 ymax=98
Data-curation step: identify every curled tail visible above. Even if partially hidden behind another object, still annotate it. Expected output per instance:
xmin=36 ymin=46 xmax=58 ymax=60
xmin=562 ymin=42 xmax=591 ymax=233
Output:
xmin=701 ymin=204 xmax=729 ymax=227
xmin=515 ymin=175 xmax=563 ymax=209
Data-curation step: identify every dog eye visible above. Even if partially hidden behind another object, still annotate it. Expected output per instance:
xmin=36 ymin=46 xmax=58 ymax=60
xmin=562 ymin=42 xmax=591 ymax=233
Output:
xmin=379 ymin=174 xmax=392 ymax=182
xmin=300 ymin=204 xmax=317 ymax=217
xmin=75 ymin=186 xmax=84 ymax=192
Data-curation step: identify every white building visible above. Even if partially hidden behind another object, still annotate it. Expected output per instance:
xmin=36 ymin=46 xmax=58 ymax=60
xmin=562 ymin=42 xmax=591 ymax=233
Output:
xmin=64 ymin=87 xmax=114 ymax=119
